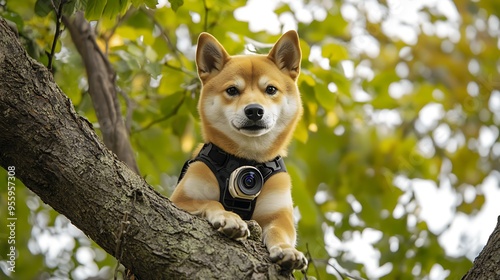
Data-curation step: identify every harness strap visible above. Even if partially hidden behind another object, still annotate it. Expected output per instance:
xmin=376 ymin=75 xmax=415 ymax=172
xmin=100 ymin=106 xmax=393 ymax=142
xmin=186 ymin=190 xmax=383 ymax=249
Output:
xmin=177 ymin=143 xmax=287 ymax=220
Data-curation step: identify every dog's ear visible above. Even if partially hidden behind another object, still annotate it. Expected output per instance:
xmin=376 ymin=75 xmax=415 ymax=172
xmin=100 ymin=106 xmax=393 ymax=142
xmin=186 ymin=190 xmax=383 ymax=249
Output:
xmin=268 ymin=30 xmax=302 ymax=81
xmin=196 ymin=33 xmax=230 ymax=82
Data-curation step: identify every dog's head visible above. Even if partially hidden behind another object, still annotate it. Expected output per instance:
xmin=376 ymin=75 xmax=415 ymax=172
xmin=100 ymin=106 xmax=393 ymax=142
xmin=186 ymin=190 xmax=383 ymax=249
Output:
xmin=195 ymin=31 xmax=302 ymax=162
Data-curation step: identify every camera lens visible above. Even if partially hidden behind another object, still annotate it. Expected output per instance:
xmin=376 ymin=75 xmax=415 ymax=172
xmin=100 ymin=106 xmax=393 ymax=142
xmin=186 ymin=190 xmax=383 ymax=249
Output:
xmin=238 ymin=170 xmax=262 ymax=195
xmin=228 ymin=166 xmax=264 ymax=200
xmin=243 ymin=172 xmax=256 ymax=188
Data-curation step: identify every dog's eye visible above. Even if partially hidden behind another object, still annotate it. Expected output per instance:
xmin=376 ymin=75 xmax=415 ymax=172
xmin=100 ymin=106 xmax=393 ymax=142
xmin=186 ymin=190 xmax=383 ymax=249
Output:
xmin=265 ymin=86 xmax=277 ymax=95
xmin=226 ymin=87 xmax=239 ymax=96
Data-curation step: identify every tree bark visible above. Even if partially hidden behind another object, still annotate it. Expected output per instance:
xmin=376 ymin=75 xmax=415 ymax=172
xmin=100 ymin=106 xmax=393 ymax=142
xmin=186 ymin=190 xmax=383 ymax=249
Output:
xmin=0 ymin=18 xmax=292 ymax=279
xmin=462 ymin=216 xmax=500 ymax=280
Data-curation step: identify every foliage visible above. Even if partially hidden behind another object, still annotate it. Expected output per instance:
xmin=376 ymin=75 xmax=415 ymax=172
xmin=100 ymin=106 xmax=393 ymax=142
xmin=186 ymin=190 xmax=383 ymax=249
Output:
xmin=1 ymin=0 xmax=499 ymax=279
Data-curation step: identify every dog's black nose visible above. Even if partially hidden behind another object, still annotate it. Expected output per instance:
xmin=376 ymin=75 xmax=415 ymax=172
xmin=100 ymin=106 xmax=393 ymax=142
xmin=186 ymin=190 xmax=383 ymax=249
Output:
xmin=244 ymin=104 xmax=264 ymax=121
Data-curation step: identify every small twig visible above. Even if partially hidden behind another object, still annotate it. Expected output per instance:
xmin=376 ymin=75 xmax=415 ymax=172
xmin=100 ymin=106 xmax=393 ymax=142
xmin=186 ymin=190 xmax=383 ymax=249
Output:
xmin=139 ymin=7 xmax=185 ymax=68
xmin=100 ymin=8 xmax=136 ymax=55
xmin=305 ymin=243 xmax=367 ymax=280
xmin=133 ymin=91 xmax=186 ymax=133
xmin=304 ymin=243 xmax=320 ymax=279
xmin=164 ymin=62 xmax=197 ymax=77
xmin=48 ymin=0 xmax=66 ymax=72
xmin=325 ymin=259 xmax=366 ymax=280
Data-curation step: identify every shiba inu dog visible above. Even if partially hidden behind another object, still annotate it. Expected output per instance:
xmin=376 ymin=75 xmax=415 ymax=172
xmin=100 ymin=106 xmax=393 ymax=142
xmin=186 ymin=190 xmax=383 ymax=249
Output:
xmin=171 ymin=30 xmax=307 ymax=270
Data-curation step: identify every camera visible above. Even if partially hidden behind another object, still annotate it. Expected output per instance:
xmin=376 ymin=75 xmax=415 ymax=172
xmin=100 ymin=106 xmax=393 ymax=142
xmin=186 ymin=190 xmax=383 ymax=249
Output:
xmin=228 ymin=166 xmax=264 ymax=200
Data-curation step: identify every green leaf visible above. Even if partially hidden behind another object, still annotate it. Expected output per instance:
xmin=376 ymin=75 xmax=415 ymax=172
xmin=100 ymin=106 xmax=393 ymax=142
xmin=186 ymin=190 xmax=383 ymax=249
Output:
xmin=103 ymin=0 xmax=130 ymax=18
xmin=322 ymin=43 xmax=349 ymax=64
xmin=34 ymin=0 xmax=53 ymax=17
xmin=160 ymin=91 xmax=185 ymax=118
xmin=144 ymin=0 xmax=158 ymax=8
xmin=158 ymin=66 xmax=186 ymax=95
xmin=62 ymin=0 xmax=83 ymax=16
xmin=144 ymin=62 xmax=162 ymax=78
xmin=131 ymin=0 xmax=143 ymax=7
xmin=85 ymin=0 xmax=106 ymax=20
xmin=1 ymin=11 xmax=25 ymax=31
xmin=169 ymin=0 xmax=184 ymax=11
xmin=293 ymin=119 xmax=308 ymax=143
xmin=314 ymin=83 xmax=336 ymax=111
xmin=33 ymin=0 xmax=78 ymax=17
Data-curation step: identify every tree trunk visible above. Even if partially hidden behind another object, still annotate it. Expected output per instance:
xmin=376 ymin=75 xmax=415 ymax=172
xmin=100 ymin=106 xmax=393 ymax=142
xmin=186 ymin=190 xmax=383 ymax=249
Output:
xmin=0 ymin=18 xmax=291 ymax=279
xmin=462 ymin=216 xmax=500 ymax=280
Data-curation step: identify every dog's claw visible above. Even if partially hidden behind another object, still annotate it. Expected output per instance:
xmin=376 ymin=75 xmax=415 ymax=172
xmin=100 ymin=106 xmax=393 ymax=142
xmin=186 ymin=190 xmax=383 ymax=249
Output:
xmin=209 ymin=211 xmax=249 ymax=240
xmin=269 ymin=245 xmax=308 ymax=271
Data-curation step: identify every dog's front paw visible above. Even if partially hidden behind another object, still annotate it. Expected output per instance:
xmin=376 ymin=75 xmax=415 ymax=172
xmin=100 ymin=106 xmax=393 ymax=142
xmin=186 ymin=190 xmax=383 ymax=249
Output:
xmin=269 ymin=245 xmax=308 ymax=271
xmin=208 ymin=211 xmax=250 ymax=240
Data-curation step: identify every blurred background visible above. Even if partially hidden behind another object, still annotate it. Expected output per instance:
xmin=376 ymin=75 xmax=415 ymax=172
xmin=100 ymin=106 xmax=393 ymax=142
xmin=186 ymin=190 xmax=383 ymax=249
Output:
xmin=1 ymin=0 xmax=499 ymax=279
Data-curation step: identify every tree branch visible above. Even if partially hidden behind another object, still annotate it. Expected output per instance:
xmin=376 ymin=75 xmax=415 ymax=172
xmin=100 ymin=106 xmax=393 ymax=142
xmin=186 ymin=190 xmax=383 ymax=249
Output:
xmin=0 ymin=18 xmax=292 ymax=279
xmin=62 ymin=11 xmax=139 ymax=174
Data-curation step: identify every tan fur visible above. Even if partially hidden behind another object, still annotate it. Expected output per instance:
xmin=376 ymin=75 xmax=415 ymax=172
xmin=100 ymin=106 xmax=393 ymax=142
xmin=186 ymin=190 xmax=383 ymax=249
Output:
xmin=171 ymin=31 xmax=307 ymax=270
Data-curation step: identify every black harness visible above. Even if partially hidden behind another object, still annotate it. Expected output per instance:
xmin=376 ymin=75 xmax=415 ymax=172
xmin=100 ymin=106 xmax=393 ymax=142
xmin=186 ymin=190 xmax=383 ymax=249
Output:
xmin=178 ymin=143 xmax=287 ymax=220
